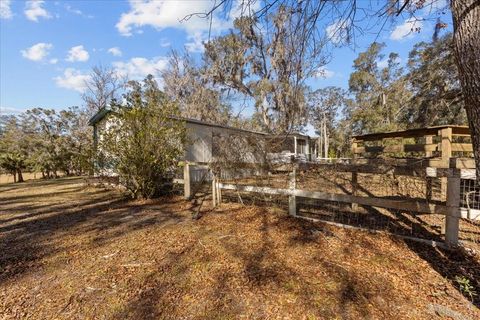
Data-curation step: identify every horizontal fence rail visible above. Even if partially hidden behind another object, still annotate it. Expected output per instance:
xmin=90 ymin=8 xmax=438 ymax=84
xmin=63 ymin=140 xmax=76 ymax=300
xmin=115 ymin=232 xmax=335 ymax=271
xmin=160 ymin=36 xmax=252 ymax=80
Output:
xmin=218 ymin=183 xmax=450 ymax=215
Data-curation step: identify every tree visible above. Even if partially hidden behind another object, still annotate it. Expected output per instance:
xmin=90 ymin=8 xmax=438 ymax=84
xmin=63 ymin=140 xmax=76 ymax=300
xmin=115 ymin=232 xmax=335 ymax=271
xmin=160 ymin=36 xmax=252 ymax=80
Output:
xmin=20 ymin=107 xmax=93 ymax=178
xmin=162 ymin=50 xmax=231 ymax=124
xmin=451 ymin=0 xmax=480 ymax=179
xmin=309 ymin=87 xmax=348 ymax=158
xmin=57 ymin=107 xmax=94 ymax=175
xmin=82 ymin=65 xmax=124 ymax=116
xmin=403 ymin=34 xmax=465 ymax=127
xmin=23 ymin=108 xmax=64 ymax=178
xmin=204 ymin=6 xmax=327 ymax=133
xmin=99 ymin=75 xmax=187 ymax=199
xmin=0 ymin=116 xmax=28 ymax=182
xmin=347 ymin=43 xmax=410 ymax=134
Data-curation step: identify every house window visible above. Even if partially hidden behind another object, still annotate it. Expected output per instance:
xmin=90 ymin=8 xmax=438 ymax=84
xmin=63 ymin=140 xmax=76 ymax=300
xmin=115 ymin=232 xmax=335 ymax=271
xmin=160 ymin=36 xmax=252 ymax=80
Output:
xmin=297 ymin=139 xmax=306 ymax=154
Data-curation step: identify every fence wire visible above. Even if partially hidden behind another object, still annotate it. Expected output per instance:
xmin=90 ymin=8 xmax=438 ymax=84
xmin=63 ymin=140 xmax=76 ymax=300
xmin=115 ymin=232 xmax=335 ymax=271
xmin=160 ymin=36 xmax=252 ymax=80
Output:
xmin=216 ymin=163 xmax=480 ymax=251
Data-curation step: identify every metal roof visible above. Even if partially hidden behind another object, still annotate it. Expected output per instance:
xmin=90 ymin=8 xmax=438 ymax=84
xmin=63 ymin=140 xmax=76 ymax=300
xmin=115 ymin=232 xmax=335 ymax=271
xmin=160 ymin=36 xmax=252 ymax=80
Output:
xmin=88 ymin=108 xmax=314 ymax=139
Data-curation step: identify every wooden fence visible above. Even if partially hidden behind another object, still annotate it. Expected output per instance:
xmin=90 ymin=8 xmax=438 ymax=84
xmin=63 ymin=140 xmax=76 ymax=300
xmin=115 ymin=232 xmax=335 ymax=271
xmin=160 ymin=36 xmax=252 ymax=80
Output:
xmin=178 ymin=160 xmax=478 ymax=247
xmin=213 ymin=166 xmax=478 ymax=248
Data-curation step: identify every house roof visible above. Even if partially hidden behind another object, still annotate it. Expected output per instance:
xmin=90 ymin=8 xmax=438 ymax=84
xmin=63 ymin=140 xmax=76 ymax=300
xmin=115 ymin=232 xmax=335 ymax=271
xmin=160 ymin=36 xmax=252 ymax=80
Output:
xmin=87 ymin=107 xmax=112 ymax=126
xmin=88 ymin=108 xmax=313 ymax=139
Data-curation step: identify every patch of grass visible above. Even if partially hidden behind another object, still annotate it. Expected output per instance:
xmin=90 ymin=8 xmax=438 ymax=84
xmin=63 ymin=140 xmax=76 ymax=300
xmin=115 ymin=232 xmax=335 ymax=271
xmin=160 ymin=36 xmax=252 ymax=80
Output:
xmin=455 ymin=275 xmax=477 ymax=301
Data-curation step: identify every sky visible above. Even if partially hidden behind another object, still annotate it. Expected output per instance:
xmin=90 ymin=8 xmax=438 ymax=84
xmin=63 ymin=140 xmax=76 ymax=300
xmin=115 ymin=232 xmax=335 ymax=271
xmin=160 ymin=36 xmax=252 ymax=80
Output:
xmin=0 ymin=0 xmax=452 ymax=117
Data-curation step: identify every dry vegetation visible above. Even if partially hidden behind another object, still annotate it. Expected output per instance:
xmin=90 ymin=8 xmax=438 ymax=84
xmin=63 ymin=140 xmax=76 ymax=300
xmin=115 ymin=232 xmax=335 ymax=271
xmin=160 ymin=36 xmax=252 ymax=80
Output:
xmin=1 ymin=177 xmax=479 ymax=319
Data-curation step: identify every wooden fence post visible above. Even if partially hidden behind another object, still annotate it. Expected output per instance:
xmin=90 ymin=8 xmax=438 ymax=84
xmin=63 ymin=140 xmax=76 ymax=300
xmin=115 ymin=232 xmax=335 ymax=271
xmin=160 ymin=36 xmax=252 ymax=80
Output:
xmin=184 ymin=162 xmax=191 ymax=200
xmin=351 ymin=139 xmax=359 ymax=212
xmin=289 ymin=167 xmax=297 ymax=216
xmin=445 ymin=172 xmax=460 ymax=246
xmin=351 ymin=171 xmax=358 ymax=212
xmin=217 ymin=177 xmax=222 ymax=205
xmin=440 ymin=128 xmax=452 ymax=201
xmin=425 ymin=135 xmax=434 ymax=201
xmin=212 ymin=174 xmax=217 ymax=207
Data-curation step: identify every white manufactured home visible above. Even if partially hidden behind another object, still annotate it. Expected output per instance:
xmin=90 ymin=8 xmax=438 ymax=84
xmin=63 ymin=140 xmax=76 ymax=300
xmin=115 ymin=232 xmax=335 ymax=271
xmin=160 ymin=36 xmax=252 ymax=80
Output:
xmin=88 ymin=108 xmax=319 ymax=166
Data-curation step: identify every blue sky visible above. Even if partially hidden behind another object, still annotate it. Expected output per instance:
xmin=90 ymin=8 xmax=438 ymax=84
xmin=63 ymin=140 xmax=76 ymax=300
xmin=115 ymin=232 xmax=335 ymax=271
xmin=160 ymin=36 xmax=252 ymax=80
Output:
xmin=0 ymin=0 xmax=452 ymax=116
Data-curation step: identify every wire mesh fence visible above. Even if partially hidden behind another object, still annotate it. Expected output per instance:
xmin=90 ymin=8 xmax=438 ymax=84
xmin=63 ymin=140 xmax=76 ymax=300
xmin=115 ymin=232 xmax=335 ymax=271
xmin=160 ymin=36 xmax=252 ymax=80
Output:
xmin=215 ymin=162 xmax=480 ymax=251
xmin=461 ymin=178 xmax=480 ymax=211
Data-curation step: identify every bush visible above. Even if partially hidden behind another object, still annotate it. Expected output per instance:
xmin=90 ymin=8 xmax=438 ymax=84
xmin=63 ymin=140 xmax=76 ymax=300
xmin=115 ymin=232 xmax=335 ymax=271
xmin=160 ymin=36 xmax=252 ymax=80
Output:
xmin=99 ymin=76 xmax=186 ymax=199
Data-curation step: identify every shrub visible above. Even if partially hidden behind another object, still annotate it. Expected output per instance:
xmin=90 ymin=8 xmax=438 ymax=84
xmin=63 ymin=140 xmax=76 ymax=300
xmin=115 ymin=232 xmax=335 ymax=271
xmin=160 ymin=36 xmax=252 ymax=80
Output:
xmin=99 ymin=76 xmax=186 ymax=199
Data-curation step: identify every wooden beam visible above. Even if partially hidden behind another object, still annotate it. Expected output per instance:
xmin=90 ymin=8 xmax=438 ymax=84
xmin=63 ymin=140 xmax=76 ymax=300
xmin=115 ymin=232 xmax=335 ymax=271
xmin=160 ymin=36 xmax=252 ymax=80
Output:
xmin=349 ymin=158 xmax=448 ymax=168
xmin=425 ymin=167 xmax=461 ymax=178
xmin=460 ymin=208 xmax=480 ymax=221
xmin=425 ymin=135 xmax=434 ymax=157
xmin=361 ymin=143 xmax=439 ymax=154
xmin=353 ymin=125 xmax=469 ymax=142
xmin=307 ymin=163 xmax=425 ymax=177
xmin=218 ymin=183 xmax=449 ymax=215
xmin=440 ymin=127 xmax=452 ymax=161
xmin=449 ymin=158 xmax=476 ymax=169
xmin=451 ymin=143 xmax=473 ymax=152
xmin=460 ymin=169 xmax=476 ymax=180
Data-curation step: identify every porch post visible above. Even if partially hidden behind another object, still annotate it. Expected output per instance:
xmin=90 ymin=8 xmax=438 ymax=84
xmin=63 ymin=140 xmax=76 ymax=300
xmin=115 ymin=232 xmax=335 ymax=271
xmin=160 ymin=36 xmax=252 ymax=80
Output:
xmin=306 ymin=138 xmax=310 ymax=160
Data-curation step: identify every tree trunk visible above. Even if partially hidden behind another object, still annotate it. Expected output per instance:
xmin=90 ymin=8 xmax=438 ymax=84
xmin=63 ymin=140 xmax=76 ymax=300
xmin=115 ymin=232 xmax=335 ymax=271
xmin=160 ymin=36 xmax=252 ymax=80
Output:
xmin=451 ymin=0 xmax=480 ymax=181
xmin=12 ymin=171 xmax=16 ymax=183
xmin=17 ymin=169 xmax=24 ymax=183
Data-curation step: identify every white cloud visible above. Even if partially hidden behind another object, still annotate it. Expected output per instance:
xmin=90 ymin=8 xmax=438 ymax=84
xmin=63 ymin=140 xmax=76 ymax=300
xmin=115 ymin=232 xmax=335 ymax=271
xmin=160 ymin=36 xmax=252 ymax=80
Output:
xmin=316 ymin=67 xmax=334 ymax=79
xmin=390 ymin=18 xmax=424 ymax=40
xmin=24 ymin=0 xmax=51 ymax=22
xmin=326 ymin=19 xmax=350 ymax=45
xmin=160 ymin=38 xmax=171 ymax=48
xmin=108 ymin=47 xmax=122 ymax=57
xmin=49 ymin=58 xmax=58 ymax=64
xmin=116 ymin=0 xmax=228 ymax=37
xmin=21 ymin=43 xmax=53 ymax=62
xmin=54 ymin=68 xmax=90 ymax=92
xmin=228 ymin=0 xmax=261 ymax=20
xmin=0 ymin=0 xmax=12 ymax=19
xmin=185 ymin=32 xmax=205 ymax=53
xmin=66 ymin=45 xmax=90 ymax=62
xmin=113 ymin=57 xmax=169 ymax=82
xmin=64 ymin=4 xmax=94 ymax=19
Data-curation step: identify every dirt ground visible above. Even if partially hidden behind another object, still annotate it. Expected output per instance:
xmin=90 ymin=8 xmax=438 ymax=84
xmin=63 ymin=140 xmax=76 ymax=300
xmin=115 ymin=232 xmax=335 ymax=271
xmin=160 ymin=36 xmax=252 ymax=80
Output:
xmin=1 ymin=177 xmax=479 ymax=319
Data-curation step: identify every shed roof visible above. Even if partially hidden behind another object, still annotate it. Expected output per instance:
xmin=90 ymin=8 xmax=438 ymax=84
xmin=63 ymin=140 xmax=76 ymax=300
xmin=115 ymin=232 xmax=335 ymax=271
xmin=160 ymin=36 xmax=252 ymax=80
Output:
xmin=87 ymin=107 xmax=111 ymax=126
xmin=353 ymin=125 xmax=470 ymax=141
